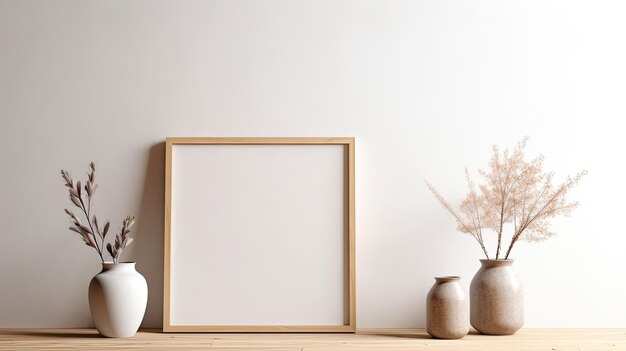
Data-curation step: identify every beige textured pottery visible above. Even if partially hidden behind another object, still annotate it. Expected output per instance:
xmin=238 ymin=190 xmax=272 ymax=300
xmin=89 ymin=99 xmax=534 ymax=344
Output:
xmin=426 ymin=276 xmax=469 ymax=339
xmin=470 ymin=259 xmax=523 ymax=335
xmin=88 ymin=262 xmax=148 ymax=337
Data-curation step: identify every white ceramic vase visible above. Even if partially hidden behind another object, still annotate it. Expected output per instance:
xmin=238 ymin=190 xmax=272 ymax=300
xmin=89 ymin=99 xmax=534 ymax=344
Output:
xmin=88 ymin=262 xmax=148 ymax=337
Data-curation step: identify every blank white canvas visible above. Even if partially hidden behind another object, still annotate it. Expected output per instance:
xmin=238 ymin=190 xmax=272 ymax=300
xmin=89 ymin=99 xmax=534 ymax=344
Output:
xmin=170 ymin=144 xmax=346 ymax=326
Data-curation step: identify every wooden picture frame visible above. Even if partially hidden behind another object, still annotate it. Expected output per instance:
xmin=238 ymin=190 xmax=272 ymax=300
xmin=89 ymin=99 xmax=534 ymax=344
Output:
xmin=164 ymin=137 xmax=355 ymax=332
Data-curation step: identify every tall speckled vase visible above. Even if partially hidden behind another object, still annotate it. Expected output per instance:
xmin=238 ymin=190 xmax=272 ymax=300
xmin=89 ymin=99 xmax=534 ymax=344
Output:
xmin=426 ymin=276 xmax=469 ymax=339
xmin=470 ymin=259 xmax=523 ymax=335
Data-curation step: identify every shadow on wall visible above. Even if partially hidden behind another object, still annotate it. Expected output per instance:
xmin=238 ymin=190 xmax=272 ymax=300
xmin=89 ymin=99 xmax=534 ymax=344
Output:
xmin=133 ymin=142 xmax=165 ymax=328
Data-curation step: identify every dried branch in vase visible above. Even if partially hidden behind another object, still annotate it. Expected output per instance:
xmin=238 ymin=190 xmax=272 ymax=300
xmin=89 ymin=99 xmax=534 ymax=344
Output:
xmin=426 ymin=137 xmax=586 ymax=260
xmin=107 ymin=216 xmax=135 ymax=264
xmin=61 ymin=162 xmax=135 ymax=263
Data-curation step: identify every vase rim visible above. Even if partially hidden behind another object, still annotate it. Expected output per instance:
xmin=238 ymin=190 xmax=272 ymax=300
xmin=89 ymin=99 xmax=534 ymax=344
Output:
xmin=479 ymin=259 xmax=514 ymax=262
xmin=435 ymin=276 xmax=461 ymax=282
xmin=479 ymin=259 xmax=515 ymax=267
xmin=101 ymin=261 xmax=136 ymax=269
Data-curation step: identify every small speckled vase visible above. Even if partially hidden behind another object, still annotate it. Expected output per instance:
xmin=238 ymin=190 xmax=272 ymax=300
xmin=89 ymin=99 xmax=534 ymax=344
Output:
xmin=426 ymin=276 xmax=469 ymax=339
xmin=470 ymin=259 xmax=524 ymax=335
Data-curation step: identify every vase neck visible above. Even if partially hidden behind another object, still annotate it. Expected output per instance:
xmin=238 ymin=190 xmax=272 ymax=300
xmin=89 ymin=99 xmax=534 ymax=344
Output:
xmin=480 ymin=259 xmax=514 ymax=268
xmin=101 ymin=262 xmax=136 ymax=272
xmin=435 ymin=276 xmax=461 ymax=283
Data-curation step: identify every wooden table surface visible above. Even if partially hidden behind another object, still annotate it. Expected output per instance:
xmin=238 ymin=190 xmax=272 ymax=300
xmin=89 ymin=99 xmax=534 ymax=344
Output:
xmin=1 ymin=328 xmax=625 ymax=350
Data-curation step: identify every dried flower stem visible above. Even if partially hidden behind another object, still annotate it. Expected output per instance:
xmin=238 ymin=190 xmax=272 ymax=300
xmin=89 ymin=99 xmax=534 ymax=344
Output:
xmin=427 ymin=137 xmax=585 ymax=259
xmin=61 ymin=162 xmax=133 ymax=263
xmin=503 ymin=171 xmax=586 ymax=259
xmin=77 ymin=189 xmax=105 ymax=262
xmin=426 ymin=181 xmax=490 ymax=259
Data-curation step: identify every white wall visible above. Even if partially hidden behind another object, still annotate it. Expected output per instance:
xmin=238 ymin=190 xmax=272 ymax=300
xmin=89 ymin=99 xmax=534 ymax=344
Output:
xmin=1 ymin=0 xmax=625 ymax=328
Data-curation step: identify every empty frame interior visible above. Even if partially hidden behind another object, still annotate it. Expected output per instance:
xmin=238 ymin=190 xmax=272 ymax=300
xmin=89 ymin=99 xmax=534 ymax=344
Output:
xmin=164 ymin=137 xmax=355 ymax=332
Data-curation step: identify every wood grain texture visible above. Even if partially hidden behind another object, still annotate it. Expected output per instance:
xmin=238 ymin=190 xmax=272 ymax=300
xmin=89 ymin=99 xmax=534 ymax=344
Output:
xmin=163 ymin=139 xmax=173 ymax=332
xmin=347 ymin=138 xmax=356 ymax=331
xmin=1 ymin=329 xmax=625 ymax=350
xmin=166 ymin=137 xmax=355 ymax=145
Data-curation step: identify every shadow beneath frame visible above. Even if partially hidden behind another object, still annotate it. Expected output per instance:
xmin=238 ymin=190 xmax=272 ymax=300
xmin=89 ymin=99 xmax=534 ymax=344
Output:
xmin=132 ymin=142 xmax=166 ymax=329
